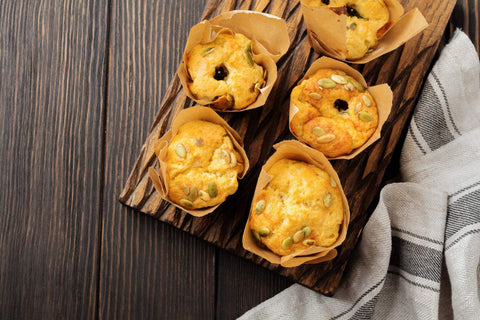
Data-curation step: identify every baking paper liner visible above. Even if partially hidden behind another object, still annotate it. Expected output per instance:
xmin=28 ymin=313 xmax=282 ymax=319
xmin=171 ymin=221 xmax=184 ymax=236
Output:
xmin=301 ymin=0 xmax=428 ymax=63
xmin=242 ymin=140 xmax=350 ymax=268
xmin=148 ymin=106 xmax=250 ymax=217
xmin=178 ymin=10 xmax=290 ymax=111
xmin=289 ymin=56 xmax=393 ymax=160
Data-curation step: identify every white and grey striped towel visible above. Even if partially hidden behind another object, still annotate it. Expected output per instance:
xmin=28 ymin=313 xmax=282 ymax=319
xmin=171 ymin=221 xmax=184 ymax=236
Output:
xmin=239 ymin=30 xmax=480 ymax=320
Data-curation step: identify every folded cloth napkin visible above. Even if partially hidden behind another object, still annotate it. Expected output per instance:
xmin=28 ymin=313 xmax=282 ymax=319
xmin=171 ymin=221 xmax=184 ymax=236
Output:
xmin=239 ymin=30 xmax=480 ymax=320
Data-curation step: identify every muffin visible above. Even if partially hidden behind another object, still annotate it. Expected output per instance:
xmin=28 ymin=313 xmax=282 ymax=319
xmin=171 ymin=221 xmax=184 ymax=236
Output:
xmin=304 ymin=0 xmax=391 ymax=60
xmin=165 ymin=120 xmax=244 ymax=209
xmin=185 ymin=32 xmax=265 ymax=110
xmin=290 ymin=68 xmax=378 ymax=158
xmin=249 ymin=159 xmax=344 ymax=256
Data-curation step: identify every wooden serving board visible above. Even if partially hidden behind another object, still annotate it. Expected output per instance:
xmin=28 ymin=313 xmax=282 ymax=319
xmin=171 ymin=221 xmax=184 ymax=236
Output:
xmin=120 ymin=0 xmax=456 ymax=295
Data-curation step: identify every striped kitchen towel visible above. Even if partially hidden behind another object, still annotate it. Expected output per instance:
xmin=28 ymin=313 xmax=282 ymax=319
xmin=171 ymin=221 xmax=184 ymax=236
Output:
xmin=239 ymin=30 xmax=480 ymax=320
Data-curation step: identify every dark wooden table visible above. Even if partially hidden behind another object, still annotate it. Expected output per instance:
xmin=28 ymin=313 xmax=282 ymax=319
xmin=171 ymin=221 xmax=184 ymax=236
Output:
xmin=0 ymin=1 xmax=478 ymax=319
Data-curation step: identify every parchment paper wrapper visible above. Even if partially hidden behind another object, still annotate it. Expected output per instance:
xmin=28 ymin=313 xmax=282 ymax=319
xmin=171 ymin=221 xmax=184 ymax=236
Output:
xmin=289 ymin=56 xmax=393 ymax=160
xmin=242 ymin=140 xmax=350 ymax=268
xmin=178 ymin=10 xmax=290 ymax=111
xmin=300 ymin=0 xmax=428 ymax=63
xmin=148 ymin=106 xmax=250 ymax=217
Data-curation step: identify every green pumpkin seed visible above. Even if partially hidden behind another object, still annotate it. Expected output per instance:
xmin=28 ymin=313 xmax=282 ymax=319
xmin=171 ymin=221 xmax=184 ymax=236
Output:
xmin=309 ymin=92 xmax=322 ymax=100
xmin=330 ymin=177 xmax=337 ymax=187
xmin=258 ymin=227 xmax=270 ymax=237
xmin=323 ymin=193 xmax=332 ymax=208
xmin=316 ymin=133 xmax=336 ymax=144
xmin=201 ymin=47 xmax=215 ymax=56
xmin=244 ymin=42 xmax=254 ymax=66
xmin=362 ymin=95 xmax=372 ymax=106
xmin=208 ymin=182 xmax=218 ymax=198
xmin=183 ymin=186 xmax=190 ymax=196
xmin=179 ymin=199 xmax=193 ymax=208
xmin=282 ymin=237 xmax=293 ymax=249
xmin=347 ymin=78 xmax=365 ymax=92
xmin=188 ymin=186 xmax=198 ymax=202
xmin=293 ymin=230 xmax=305 ymax=243
xmin=303 ymin=226 xmax=312 ymax=237
xmin=358 ymin=112 xmax=373 ymax=122
xmin=175 ymin=144 xmax=187 ymax=158
xmin=318 ymin=78 xmax=336 ymax=88
xmin=251 ymin=230 xmax=261 ymax=242
xmin=254 ymin=200 xmax=265 ymax=214
xmin=303 ymin=239 xmax=316 ymax=246
xmin=349 ymin=23 xmax=357 ymax=30
xmin=312 ymin=126 xmax=326 ymax=137
xmin=331 ymin=74 xmax=347 ymax=84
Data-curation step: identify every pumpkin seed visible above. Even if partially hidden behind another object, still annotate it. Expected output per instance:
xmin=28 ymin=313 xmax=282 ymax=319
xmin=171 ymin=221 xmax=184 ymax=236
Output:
xmin=195 ymin=138 xmax=204 ymax=146
xmin=208 ymin=182 xmax=218 ymax=198
xmin=349 ymin=23 xmax=357 ymax=30
xmin=199 ymin=190 xmax=210 ymax=202
xmin=355 ymin=102 xmax=362 ymax=112
xmin=220 ymin=149 xmax=231 ymax=163
xmin=188 ymin=186 xmax=198 ymax=202
xmin=254 ymin=200 xmax=265 ymax=214
xmin=358 ymin=112 xmax=373 ymax=122
xmin=362 ymin=95 xmax=372 ymax=106
xmin=331 ymin=74 xmax=347 ymax=84
xmin=251 ymin=230 xmax=261 ymax=242
xmin=183 ymin=186 xmax=190 ymax=196
xmin=309 ymin=92 xmax=322 ymax=100
xmin=293 ymin=230 xmax=305 ymax=243
xmin=230 ymin=152 xmax=237 ymax=167
xmin=179 ymin=199 xmax=193 ymax=208
xmin=312 ymin=126 xmax=326 ymax=137
xmin=323 ymin=193 xmax=332 ymax=208
xmin=330 ymin=177 xmax=337 ymax=187
xmin=339 ymin=111 xmax=350 ymax=118
xmin=201 ymin=47 xmax=215 ymax=56
xmin=316 ymin=133 xmax=336 ymax=144
xmin=258 ymin=227 xmax=270 ymax=237
xmin=303 ymin=239 xmax=316 ymax=246
xmin=175 ymin=144 xmax=187 ymax=158
xmin=318 ymin=78 xmax=336 ymax=88
xmin=348 ymin=78 xmax=365 ymax=92
xmin=303 ymin=226 xmax=312 ymax=237
xmin=344 ymin=82 xmax=354 ymax=91
xmin=244 ymin=42 xmax=254 ymax=66
xmin=282 ymin=237 xmax=293 ymax=249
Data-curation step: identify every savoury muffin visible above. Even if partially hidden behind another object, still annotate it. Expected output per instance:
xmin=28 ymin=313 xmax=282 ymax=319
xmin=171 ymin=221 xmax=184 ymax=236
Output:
xmin=304 ymin=0 xmax=391 ymax=60
xmin=249 ymin=159 xmax=344 ymax=256
xmin=185 ymin=33 xmax=265 ymax=110
xmin=290 ymin=68 xmax=378 ymax=157
xmin=165 ymin=120 xmax=244 ymax=209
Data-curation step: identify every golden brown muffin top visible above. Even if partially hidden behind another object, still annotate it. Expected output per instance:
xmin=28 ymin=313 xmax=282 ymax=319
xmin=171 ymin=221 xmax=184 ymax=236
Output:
xmin=186 ymin=33 xmax=265 ymax=110
xmin=166 ymin=120 xmax=244 ymax=209
xmin=304 ymin=0 xmax=390 ymax=59
xmin=290 ymin=68 xmax=378 ymax=157
xmin=249 ymin=159 xmax=344 ymax=256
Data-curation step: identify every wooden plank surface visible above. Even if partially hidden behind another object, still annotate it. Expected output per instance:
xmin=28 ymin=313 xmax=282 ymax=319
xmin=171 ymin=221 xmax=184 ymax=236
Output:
xmin=0 ymin=0 xmax=478 ymax=319
xmin=0 ymin=0 xmax=107 ymax=318
xmin=99 ymin=1 xmax=217 ymax=319
xmin=120 ymin=0 xmax=457 ymax=296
